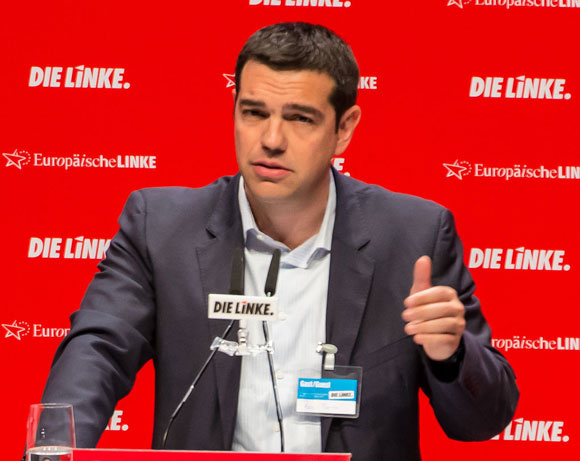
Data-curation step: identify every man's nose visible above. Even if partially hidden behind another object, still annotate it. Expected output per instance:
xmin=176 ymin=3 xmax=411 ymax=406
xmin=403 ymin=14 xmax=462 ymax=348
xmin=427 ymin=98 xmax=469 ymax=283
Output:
xmin=261 ymin=117 xmax=287 ymax=155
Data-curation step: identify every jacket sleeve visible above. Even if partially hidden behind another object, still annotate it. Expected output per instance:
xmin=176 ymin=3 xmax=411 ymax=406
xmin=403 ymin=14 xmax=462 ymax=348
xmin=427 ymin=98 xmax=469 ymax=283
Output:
xmin=421 ymin=208 xmax=519 ymax=441
xmin=41 ymin=190 xmax=155 ymax=447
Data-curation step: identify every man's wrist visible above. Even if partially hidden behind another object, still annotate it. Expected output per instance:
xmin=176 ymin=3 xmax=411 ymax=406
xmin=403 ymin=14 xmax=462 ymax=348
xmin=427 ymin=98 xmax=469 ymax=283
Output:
xmin=425 ymin=337 xmax=465 ymax=382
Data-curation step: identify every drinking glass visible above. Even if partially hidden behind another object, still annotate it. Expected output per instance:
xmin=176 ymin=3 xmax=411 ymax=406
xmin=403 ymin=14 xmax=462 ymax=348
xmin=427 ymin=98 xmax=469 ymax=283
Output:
xmin=26 ymin=403 xmax=75 ymax=461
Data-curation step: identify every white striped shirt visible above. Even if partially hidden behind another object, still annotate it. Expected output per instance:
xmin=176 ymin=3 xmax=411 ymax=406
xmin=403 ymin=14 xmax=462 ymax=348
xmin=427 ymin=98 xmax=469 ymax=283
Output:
xmin=232 ymin=173 xmax=336 ymax=453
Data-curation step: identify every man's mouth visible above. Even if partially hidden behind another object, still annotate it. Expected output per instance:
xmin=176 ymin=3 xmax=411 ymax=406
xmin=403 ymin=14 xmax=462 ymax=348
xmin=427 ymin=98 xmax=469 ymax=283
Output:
xmin=253 ymin=161 xmax=289 ymax=170
xmin=252 ymin=161 xmax=292 ymax=179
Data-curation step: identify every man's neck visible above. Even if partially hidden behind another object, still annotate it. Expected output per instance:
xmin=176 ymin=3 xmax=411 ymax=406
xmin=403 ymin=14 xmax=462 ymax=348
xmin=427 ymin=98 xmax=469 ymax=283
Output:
xmin=245 ymin=180 xmax=330 ymax=250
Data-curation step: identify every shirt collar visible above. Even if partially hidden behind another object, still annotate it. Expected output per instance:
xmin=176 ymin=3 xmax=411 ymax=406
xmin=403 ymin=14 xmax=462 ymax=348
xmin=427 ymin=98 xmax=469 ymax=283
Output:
xmin=238 ymin=171 xmax=336 ymax=269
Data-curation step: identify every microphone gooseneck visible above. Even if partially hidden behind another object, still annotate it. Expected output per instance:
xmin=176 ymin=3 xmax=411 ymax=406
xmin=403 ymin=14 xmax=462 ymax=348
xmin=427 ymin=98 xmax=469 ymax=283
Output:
xmin=262 ymin=249 xmax=285 ymax=452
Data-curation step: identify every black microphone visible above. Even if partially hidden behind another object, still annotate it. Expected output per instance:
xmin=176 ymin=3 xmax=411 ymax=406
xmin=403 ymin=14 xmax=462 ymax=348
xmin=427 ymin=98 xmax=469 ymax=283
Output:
xmin=230 ymin=247 xmax=244 ymax=295
xmin=262 ymin=249 xmax=285 ymax=451
xmin=161 ymin=247 xmax=244 ymax=449
xmin=264 ymin=249 xmax=281 ymax=296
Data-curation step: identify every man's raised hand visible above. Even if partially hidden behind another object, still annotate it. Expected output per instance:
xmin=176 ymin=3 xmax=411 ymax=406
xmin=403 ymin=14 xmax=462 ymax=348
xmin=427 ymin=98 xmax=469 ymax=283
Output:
xmin=402 ymin=256 xmax=465 ymax=361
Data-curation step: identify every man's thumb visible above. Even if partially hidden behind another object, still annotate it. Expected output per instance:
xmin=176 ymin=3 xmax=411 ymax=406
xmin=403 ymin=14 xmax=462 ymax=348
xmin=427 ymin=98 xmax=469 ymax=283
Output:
xmin=410 ymin=256 xmax=432 ymax=295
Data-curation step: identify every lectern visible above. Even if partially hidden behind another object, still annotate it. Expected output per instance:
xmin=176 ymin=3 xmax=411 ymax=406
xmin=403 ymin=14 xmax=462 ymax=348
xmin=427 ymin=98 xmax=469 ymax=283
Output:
xmin=74 ymin=449 xmax=351 ymax=461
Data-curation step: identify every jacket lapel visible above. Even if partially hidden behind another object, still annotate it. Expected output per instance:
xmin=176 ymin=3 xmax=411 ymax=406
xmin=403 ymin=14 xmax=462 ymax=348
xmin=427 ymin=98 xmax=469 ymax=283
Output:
xmin=322 ymin=170 xmax=375 ymax=449
xmin=195 ymin=174 xmax=244 ymax=450
xmin=194 ymin=171 xmax=376 ymax=450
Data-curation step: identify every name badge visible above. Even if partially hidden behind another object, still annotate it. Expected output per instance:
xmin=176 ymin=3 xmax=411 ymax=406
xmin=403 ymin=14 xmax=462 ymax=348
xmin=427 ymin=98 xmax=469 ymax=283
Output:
xmin=296 ymin=371 xmax=361 ymax=418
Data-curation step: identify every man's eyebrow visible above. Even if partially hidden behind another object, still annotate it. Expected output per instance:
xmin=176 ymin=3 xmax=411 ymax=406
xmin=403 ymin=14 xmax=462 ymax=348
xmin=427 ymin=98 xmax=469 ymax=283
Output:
xmin=238 ymin=99 xmax=324 ymax=119
xmin=238 ymin=98 xmax=266 ymax=107
xmin=283 ymin=103 xmax=324 ymax=119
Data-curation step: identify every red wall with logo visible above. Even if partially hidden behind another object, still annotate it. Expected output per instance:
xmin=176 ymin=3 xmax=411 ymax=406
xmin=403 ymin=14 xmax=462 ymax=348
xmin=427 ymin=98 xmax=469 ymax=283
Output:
xmin=2 ymin=1 xmax=578 ymax=460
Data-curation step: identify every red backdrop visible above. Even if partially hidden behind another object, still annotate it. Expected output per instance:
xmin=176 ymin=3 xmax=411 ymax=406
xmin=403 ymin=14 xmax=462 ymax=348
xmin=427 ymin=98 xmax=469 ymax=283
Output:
xmin=2 ymin=1 xmax=578 ymax=460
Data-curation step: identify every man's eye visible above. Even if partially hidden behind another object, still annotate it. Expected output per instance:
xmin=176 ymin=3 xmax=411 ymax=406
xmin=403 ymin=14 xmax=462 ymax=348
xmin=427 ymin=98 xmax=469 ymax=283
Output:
xmin=243 ymin=109 xmax=267 ymax=118
xmin=290 ymin=114 xmax=313 ymax=124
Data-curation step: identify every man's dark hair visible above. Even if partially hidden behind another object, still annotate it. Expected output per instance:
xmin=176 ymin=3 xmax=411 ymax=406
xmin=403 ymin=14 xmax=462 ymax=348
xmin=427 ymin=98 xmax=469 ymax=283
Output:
xmin=235 ymin=22 xmax=359 ymax=130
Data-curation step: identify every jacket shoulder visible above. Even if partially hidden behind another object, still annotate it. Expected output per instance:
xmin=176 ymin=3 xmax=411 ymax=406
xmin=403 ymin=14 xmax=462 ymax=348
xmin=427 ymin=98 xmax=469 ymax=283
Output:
xmin=131 ymin=176 xmax=234 ymax=213
xmin=123 ymin=176 xmax=234 ymax=220
xmin=338 ymin=173 xmax=449 ymax=226
xmin=117 ymin=175 xmax=238 ymax=239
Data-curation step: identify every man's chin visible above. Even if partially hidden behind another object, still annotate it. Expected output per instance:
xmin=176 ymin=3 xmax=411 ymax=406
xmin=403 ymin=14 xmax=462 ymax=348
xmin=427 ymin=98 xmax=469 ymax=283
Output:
xmin=244 ymin=182 xmax=294 ymax=205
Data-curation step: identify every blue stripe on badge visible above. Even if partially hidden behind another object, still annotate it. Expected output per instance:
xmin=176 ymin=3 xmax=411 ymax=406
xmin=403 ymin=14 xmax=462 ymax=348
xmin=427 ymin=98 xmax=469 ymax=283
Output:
xmin=297 ymin=378 xmax=357 ymax=402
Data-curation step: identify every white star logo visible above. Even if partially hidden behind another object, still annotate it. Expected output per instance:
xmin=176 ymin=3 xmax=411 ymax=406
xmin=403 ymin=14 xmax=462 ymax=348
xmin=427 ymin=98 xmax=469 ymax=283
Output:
xmin=3 ymin=149 xmax=31 ymax=169
xmin=223 ymin=73 xmax=236 ymax=89
xmin=443 ymin=160 xmax=472 ymax=180
xmin=2 ymin=321 xmax=30 ymax=340
xmin=447 ymin=0 xmax=463 ymax=8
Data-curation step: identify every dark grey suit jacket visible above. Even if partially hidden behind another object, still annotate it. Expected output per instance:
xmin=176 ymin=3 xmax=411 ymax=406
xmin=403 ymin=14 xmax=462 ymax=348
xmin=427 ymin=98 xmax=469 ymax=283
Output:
xmin=42 ymin=170 xmax=518 ymax=460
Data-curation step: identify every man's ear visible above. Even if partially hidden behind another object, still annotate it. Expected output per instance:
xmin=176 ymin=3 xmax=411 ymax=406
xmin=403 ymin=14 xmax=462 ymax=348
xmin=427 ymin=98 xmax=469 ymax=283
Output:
xmin=334 ymin=105 xmax=362 ymax=156
xmin=232 ymin=88 xmax=236 ymax=101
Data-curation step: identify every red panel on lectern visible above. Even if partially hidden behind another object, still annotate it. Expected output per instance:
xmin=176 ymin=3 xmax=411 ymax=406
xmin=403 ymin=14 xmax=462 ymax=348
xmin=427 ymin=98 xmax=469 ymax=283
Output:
xmin=74 ymin=449 xmax=350 ymax=461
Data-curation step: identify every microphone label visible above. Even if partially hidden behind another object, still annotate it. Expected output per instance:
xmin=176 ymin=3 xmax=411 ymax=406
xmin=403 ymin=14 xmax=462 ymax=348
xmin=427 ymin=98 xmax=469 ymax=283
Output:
xmin=208 ymin=294 xmax=279 ymax=321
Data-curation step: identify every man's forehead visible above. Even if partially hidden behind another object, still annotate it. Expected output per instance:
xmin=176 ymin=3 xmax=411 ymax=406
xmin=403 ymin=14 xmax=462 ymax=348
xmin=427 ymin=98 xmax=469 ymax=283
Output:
xmin=240 ymin=59 xmax=334 ymax=79
xmin=238 ymin=61 xmax=335 ymax=104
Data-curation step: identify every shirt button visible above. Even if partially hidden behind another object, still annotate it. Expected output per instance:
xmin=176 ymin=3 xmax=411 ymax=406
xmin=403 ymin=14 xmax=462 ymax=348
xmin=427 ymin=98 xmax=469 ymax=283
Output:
xmin=273 ymin=422 xmax=280 ymax=433
xmin=257 ymin=234 xmax=264 ymax=241
xmin=278 ymin=312 xmax=287 ymax=321
xmin=276 ymin=370 xmax=284 ymax=380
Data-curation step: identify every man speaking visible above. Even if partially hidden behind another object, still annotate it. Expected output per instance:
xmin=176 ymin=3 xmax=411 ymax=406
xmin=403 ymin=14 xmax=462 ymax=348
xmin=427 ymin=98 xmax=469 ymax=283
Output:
xmin=41 ymin=22 xmax=519 ymax=460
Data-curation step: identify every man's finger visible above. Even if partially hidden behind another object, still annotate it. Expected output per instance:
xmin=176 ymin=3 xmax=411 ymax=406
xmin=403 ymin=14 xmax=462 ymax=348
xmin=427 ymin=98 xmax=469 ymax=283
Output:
xmin=402 ymin=299 xmax=463 ymax=322
xmin=410 ymin=255 xmax=432 ymax=295
xmin=404 ymin=316 xmax=465 ymax=336
xmin=404 ymin=286 xmax=458 ymax=309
